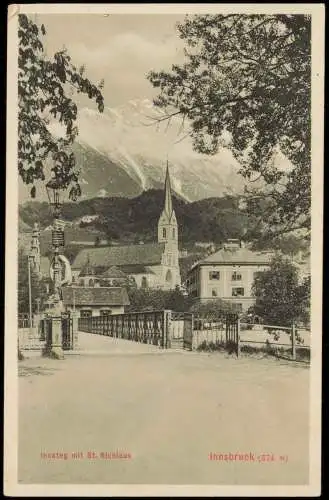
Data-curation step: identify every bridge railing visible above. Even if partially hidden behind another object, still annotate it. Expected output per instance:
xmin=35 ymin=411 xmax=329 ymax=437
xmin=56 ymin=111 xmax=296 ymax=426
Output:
xmin=18 ymin=313 xmax=34 ymax=329
xmin=78 ymin=310 xmax=171 ymax=348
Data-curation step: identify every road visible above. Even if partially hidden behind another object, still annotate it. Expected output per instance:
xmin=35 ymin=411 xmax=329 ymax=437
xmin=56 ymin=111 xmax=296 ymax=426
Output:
xmin=19 ymin=332 xmax=310 ymax=485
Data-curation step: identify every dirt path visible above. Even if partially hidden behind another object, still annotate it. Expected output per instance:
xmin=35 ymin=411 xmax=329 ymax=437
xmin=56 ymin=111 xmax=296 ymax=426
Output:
xmin=19 ymin=333 xmax=310 ymax=485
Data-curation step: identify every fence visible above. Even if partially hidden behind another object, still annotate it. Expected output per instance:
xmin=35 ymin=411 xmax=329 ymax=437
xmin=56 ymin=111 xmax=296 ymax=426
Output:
xmin=76 ymin=310 xmax=308 ymax=360
xmin=78 ymin=310 xmax=170 ymax=348
xmin=78 ymin=310 xmax=240 ymax=354
xmin=191 ymin=313 xmax=240 ymax=355
xmin=18 ymin=313 xmax=34 ymax=329
xmin=239 ymin=322 xmax=310 ymax=360
xmin=18 ymin=324 xmax=45 ymax=351
xmin=40 ymin=314 xmax=74 ymax=351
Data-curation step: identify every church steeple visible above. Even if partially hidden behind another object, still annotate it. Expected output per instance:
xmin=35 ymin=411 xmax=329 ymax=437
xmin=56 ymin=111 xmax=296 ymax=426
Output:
xmin=157 ymin=161 xmax=181 ymax=290
xmin=30 ymin=222 xmax=41 ymax=274
xmin=163 ymin=160 xmax=173 ymax=218
xmin=158 ymin=161 xmax=178 ymax=244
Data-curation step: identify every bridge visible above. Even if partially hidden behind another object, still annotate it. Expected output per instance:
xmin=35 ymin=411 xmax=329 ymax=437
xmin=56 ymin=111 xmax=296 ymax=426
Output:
xmin=18 ymin=308 xmax=308 ymax=361
xmin=18 ymin=326 xmax=309 ymax=486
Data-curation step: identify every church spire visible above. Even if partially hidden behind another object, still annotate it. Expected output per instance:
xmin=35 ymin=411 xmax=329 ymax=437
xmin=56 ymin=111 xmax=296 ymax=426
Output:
xmin=164 ymin=160 xmax=173 ymax=218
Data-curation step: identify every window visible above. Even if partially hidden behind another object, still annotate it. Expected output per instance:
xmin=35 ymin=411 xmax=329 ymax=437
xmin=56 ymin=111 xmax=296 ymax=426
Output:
xmin=162 ymin=228 xmax=166 ymax=239
xmin=141 ymin=276 xmax=148 ymax=289
xmin=100 ymin=309 xmax=111 ymax=316
xmin=253 ymin=271 xmax=262 ymax=280
xmin=89 ymin=278 xmax=94 ymax=287
xmin=80 ymin=310 xmax=92 ymax=318
xmin=172 ymin=228 xmax=175 ymax=239
xmin=166 ymin=269 xmax=172 ymax=283
xmin=233 ymin=303 xmax=243 ymax=312
xmin=209 ymin=271 xmax=220 ymax=280
xmin=232 ymin=271 xmax=242 ymax=281
xmin=232 ymin=287 xmax=244 ymax=297
xmin=212 ymin=289 xmax=218 ymax=297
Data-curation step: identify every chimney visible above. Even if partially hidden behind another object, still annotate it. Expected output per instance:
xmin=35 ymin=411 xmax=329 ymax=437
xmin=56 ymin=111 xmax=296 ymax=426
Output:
xmin=223 ymin=239 xmax=240 ymax=251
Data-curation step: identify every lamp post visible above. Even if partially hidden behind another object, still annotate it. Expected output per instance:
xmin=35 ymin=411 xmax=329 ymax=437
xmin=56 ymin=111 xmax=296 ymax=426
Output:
xmin=46 ymin=179 xmax=66 ymax=307
xmin=27 ymin=254 xmax=33 ymax=337
xmin=45 ymin=179 xmax=67 ymax=358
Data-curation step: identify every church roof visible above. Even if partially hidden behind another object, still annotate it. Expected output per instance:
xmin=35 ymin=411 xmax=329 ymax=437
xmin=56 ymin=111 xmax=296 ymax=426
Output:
xmin=100 ymin=266 xmax=127 ymax=279
xmin=78 ymin=254 xmax=95 ymax=277
xmin=62 ymin=286 xmax=130 ymax=307
xmin=119 ymin=264 xmax=156 ymax=275
xmin=72 ymin=243 xmax=165 ymax=270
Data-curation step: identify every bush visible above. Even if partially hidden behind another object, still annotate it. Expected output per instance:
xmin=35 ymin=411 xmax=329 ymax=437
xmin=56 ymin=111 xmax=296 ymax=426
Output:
xmin=197 ymin=340 xmax=226 ymax=352
xmin=252 ymin=254 xmax=310 ymax=327
xmin=190 ymin=298 xmax=234 ymax=318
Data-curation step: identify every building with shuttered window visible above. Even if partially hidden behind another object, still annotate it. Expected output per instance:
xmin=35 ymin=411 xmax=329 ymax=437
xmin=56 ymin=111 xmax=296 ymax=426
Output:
xmin=186 ymin=240 xmax=272 ymax=312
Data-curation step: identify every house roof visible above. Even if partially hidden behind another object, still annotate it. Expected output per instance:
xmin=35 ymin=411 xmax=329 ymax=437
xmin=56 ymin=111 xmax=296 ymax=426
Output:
xmin=40 ymin=256 xmax=50 ymax=277
xmin=79 ymin=262 xmax=96 ymax=277
xmin=72 ymin=243 xmax=165 ymax=270
xmin=192 ymin=248 xmax=273 ymax=268
xmin=62 ymin=286 xmax=130 ymax=307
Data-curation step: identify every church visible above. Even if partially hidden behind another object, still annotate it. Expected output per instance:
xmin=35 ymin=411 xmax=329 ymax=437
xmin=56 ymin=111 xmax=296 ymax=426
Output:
xmin=71 ymin=165 xmax=182 ymax=291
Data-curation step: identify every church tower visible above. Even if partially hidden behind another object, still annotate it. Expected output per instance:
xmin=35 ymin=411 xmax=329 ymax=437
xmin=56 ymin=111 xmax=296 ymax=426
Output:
xmin=158 ymin=162 xmax=181 ymax=289
xmin=30 ymin=222 xmax=41 ymax=275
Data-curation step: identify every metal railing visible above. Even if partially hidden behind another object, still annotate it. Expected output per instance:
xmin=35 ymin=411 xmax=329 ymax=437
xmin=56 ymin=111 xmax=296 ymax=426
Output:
xmin=18 ymin=313 xmax=34 ymax=329
xmin=78 ymin=310 xmax=170 ymax=348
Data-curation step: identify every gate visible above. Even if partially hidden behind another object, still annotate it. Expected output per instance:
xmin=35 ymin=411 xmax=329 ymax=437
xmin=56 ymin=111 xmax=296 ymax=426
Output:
xmin=62 ymin=314 xmax=73 ymax=350
xmin=169 ymin=312 xmax=193 ymax=350
xmin=183 ymin=313 xmax=193 ymax=350
xmin=225 ymin=313 xmax=240 ymax=356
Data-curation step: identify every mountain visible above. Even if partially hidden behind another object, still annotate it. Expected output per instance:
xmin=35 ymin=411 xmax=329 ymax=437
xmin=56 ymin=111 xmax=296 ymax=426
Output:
xmin=19 ymin=99 xmax=250 ymax=203
xmin=19 ymin=190 xmax=252 ymax=250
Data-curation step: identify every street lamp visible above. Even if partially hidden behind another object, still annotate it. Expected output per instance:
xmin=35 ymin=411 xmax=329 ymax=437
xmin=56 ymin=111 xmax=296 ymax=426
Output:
xmin=43 ymin=178 xmax=68 ymax=359
xmin=45 ymin=178 xmax=66 ymax=219
xmin=27 ymin=254 xmax=34 ymax=336
xmin=46 ymin=179 xmax=66 ymax=307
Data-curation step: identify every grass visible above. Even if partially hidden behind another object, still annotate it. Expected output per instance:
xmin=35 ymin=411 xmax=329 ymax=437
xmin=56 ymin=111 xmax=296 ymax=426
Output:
xmin=196 ymin=339 xmax=310 ymax=362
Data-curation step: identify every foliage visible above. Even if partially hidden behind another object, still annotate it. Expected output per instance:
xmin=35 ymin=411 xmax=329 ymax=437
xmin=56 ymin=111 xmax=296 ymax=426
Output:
xmin=251 ymin=233 xmax=310 ymax=256
xmin=251 ymin=254 xmax=310 ymax=326
xmin=189 ymin=298 xmax=234 ymax=317
xmin=126 ymin=286 xmax=192 ymax=312
xmin=18 ymin=247 xmax=49 ymax=313
xmin=196 ymin=340 xmax=226 ymax=352
xmin=148 ymin=14 xmax=311 ymax=239
xmin=19 ymin=190 xmax=256 ymax=246
xmin=18 ymin=14 xmax=104 ymax=199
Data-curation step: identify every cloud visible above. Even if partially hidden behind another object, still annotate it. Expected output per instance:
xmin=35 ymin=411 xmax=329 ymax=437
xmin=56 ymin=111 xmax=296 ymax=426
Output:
xmin=67 ymin=32 xmax=184 ymax=105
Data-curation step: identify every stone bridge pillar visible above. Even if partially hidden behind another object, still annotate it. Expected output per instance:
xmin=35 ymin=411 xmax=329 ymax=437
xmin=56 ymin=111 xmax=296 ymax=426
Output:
xmin=71 ymin=311 xmax=79 ymax=349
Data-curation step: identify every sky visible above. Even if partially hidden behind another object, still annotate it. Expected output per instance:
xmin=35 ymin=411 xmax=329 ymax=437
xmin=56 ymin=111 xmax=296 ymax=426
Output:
xmin=36 ymin=14 xmax=187 ymax=108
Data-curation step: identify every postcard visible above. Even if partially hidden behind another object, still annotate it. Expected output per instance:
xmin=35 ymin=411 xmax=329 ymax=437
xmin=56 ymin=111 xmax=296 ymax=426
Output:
xmin=5 ymin=3 xmax=323 ymax=496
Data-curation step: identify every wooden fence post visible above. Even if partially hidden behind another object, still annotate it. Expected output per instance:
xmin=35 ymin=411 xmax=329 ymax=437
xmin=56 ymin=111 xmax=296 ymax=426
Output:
xmin=291 ymin=321 xmax=296 ymax=360
xmin=237 ymin=315 xmax=241 ymax=358
xmin=163 ymin=310 xmax=171 ymax=349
